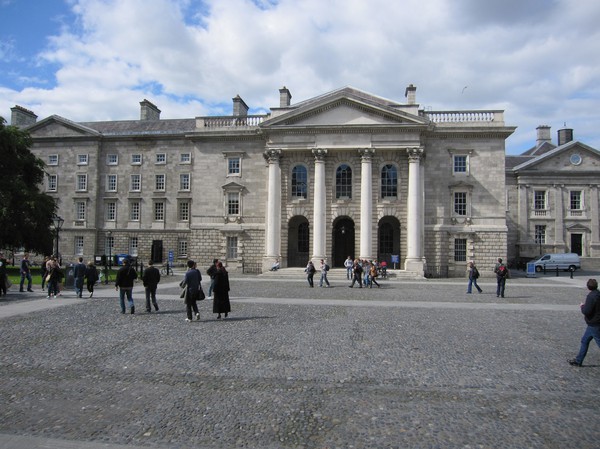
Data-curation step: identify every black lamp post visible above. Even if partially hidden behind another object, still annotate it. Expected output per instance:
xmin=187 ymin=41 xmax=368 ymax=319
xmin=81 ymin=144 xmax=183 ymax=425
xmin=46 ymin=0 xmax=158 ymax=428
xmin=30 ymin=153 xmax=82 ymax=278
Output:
xmin=107 ymin=230 xmax=112 ymax=270
xmin=52 ymin=214 xmax=64 ymax=260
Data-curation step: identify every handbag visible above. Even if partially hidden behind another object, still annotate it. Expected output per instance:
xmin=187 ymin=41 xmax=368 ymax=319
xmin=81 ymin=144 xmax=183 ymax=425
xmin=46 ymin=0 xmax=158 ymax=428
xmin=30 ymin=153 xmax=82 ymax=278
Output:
xmin=180 ymin=285 xmax=188 ymax=299
xmin=198 ymin=285 xmax=206 ymax=301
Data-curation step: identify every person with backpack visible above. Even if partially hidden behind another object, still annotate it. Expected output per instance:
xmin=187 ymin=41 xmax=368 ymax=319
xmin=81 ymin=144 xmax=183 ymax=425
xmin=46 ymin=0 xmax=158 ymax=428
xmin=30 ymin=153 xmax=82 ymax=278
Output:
xmin=494 ymin=257 xmax=509 ymax=298
xmin=305 ymin=260 xmax=316 ymax=287
xmin=466 ymin=261 xmax=483 ymax=294
xmin=319 ymin=259 xmax=330 ymax=288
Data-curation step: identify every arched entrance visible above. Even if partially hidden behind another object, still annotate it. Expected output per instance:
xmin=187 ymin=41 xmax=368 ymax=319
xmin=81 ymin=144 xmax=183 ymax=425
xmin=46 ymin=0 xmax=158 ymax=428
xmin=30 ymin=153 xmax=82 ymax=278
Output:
xmin=378 ymin=216 xmax=401 ymax=265
xmin=287 ymin=216 xmax=309 ymax=267
xmin=332 ymin=217 xmax=355 ymax=267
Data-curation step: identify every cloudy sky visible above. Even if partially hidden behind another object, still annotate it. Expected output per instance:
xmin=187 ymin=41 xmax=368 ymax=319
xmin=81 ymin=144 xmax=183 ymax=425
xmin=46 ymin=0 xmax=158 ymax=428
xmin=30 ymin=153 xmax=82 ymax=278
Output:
xmin=1 ymin=0 xmax=599 ymax=154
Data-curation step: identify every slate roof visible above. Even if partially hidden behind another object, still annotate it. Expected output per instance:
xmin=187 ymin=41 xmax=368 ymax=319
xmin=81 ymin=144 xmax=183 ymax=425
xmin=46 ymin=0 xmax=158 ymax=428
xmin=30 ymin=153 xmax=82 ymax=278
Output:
xmin=77 ymin=118 xmax=197 ymax=136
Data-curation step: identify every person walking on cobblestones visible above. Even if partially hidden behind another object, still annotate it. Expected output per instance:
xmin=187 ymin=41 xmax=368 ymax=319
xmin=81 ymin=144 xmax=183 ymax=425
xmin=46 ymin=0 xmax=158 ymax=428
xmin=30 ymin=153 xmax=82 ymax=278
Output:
xmin=349 ymin=259 xmax=363 ymax=288
xmin=0 ymin=252 xmax=7 ymax=297
xmin=19 ymin=253 xmax=33 ymax=292
xmin=569 ymin=278 xmax=600 ymax=367
xmin=319 ymin=259 xmax=331 ymax=288
xmin=466 ymin=261 xmax=483 ymax=294
xmin=182 ymin=260 xmax=201 ymax=322
xmin=84 ymin=261 xmax=98 ymax=298
xmin=305 ymin=260 xmax=316 ymax=287
xmin=46 ymin=258 xmax=62 ymax=299
xmin=494 ymin=257 xmax=509 ymax=298
xmin=142 ymin=260 xmax=161 ymax=312
xmin=344 ymin=256 xmax=353 ymax=280
xmin=206 ymin=258 xmax=218 ymax=299
xmin=115 ymin=258 xmax=138 ymax=314
xmin=73 ymin=257 xmax=86 ymax=298
xmin=213 ymin=261 xmax=231 ymax=319
xmin=369 ymin=262 xmax=380 ymax=288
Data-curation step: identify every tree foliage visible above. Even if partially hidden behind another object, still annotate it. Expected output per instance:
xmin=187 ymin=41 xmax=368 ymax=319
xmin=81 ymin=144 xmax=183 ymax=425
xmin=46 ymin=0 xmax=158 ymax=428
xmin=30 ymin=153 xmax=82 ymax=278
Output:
xmin=0 ymin=117 xmax=57 ymax=254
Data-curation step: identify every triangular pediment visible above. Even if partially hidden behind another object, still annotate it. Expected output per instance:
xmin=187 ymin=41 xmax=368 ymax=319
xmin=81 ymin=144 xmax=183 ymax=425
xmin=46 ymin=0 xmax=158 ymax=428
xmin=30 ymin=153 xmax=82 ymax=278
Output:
xmin=513 ymin=141 xmax=600 ymax=172
xmin=27 ymin=115 xmax=101 ymax=138
xmin=261 ymin=87 xmax=429 ymax=128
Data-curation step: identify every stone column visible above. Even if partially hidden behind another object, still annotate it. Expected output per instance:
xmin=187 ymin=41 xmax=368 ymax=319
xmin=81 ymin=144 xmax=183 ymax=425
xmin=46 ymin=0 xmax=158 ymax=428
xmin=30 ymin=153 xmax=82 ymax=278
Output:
xmin=359 ymin=148 xmax=375 ymax=260
xmin=590 ymin=185 xmax=600 ymax=256
xmin=554 ymin=184 xmax=565 ymax=247
xmin=263 ymin=149 xmax=282 ymax=270
xmin=312 ymin=148 xmax=328 ymax=262
xmin=405 ymin=147 xmax=425 ymax=275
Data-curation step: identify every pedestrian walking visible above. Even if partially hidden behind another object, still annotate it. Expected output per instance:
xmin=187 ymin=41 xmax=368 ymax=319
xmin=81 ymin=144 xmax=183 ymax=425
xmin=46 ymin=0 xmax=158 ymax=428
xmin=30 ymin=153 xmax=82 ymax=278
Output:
xmin=0 ymin=252 xmax=7 ymax=297
xmin=349 ymin=259 xmax=363 ymax=288
xmin=319 ymin=259 xmax=331 ymax=287
xmin=305 ymin=260 xmax=316 ymax=287
xmin=142 ymin=260 xmax=161 ymax=312
xmin=206 ymin=258 xmax=218 ymax=299
xmin=181 ymin=260 xmax=201 ymax=322
xmin=569 ymin=278 xmax=600 ymax=367
xmin=46 ymin=259 xmax=63 ymax=299
xmin=466 ymin=261 xmax=483 ymax=294
xmin=19 ymin=253 xmax=33 ymax=292
xmin=344 ymin=256 xmax=353 ymax=280
xmin=115 ymin=258 xmax=138 ymax=314
xmin=494 ymin=257 xmax=509 ymax=298
xmin=73 ymin=257 xmax=86 ymax=298
xmin=213 ymin=261 xmax=231 ymax=319
xmin=369 ymin=262 xmax=380 ymax=288
xmin=41 ymin=256 xmax=50 ymax=290
xmin=84 ymin=261 xmax=99 ymax=297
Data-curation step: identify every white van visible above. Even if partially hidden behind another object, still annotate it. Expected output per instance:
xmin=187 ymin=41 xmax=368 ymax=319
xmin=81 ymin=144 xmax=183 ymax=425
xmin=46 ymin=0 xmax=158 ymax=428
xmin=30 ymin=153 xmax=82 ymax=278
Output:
xmin=532 ymin=253 xmax=581 ymax=272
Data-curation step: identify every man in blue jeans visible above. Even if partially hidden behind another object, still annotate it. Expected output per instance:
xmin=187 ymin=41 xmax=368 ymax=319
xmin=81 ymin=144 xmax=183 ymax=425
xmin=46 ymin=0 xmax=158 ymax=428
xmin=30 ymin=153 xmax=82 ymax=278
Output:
xmin=19 ymin=253 xmax=33 ymax=292
xmin=569 ymin=278 xmax=600 ymax=367
xmin=73 ymin=257 xmax=87 ymax=298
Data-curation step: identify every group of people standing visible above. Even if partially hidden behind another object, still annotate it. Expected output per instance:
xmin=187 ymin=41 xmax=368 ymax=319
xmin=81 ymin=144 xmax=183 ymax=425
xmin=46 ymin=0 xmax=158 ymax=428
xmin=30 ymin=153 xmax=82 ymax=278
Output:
xmin=303 ymin=257 xmax=382 ymax=289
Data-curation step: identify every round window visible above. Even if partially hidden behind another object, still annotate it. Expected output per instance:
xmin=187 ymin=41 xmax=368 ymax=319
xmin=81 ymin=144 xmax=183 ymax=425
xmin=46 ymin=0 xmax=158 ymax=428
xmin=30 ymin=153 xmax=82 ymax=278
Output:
xmin=570 ymin=154 xmax=582 ymax=166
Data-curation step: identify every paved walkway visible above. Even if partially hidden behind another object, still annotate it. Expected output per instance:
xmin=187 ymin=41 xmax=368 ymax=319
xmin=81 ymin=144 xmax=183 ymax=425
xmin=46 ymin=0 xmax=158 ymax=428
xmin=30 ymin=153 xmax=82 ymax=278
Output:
xmin=1 ymin=269 xmax=599 ymax=448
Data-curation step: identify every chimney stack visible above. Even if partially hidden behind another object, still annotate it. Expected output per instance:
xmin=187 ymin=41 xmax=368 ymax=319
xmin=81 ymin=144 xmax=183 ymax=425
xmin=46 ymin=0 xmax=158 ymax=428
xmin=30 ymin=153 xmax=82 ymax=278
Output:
xmin=558 ymin=127 xmax=573 ymax=146
xmin=232 ymin=95 xmax=249 ymax=116
xmin=10 ymin=105 xmax=37 ymax=127
xmin=279 ymin=86 xmax=292 ymax=107
xmin=405 ymin=84 xmax=417 ymax=105
xmin=140 ymin=99 xmax=161 ymax=121
xmin=536 ymin=125 xmax=552 ymax=147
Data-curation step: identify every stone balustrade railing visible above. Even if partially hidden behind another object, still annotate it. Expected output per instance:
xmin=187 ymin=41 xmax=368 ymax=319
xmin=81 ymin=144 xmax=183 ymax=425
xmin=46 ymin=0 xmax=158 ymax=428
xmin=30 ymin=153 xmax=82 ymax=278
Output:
xmin=425 ymin=110 xmax=503 ymax=124
xmin=197 ymin=115 xmax=267 ymax=128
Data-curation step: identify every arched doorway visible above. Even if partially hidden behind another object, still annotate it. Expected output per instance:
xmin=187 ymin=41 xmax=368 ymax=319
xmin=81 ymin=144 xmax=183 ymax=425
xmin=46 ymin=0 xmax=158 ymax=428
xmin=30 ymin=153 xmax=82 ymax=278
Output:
xmin=378 ymin=216 xmax=401 ymax=265
xmin=287 ymin=216 xmax=309 ymax=267
xmin=332 ymin=217 xmax=355 ymax=267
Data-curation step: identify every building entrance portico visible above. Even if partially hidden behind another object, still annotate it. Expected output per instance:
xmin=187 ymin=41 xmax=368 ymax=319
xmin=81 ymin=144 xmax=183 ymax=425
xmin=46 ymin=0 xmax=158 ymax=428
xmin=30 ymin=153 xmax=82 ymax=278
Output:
xmin=332 ymin=217 xmax=355 ymax=267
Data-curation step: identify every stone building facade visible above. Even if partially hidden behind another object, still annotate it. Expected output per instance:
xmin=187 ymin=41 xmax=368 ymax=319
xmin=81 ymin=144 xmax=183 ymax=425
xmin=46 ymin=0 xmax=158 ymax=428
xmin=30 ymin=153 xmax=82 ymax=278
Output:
xmin=11 ymin=85 xmax=518 ymax=276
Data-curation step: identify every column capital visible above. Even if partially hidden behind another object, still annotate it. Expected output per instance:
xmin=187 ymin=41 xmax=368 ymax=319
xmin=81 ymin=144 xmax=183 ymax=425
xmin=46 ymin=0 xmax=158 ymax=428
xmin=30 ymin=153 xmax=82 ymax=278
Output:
xmin=406 ymin=147 xmax=424 ymax=162
xmin=263 ymin=149 xmax=282 ymax=163
xmin=358 ymin=148 xmax=375 ymax=160
xmin=312 ymin=148 xmax=328 ymax=161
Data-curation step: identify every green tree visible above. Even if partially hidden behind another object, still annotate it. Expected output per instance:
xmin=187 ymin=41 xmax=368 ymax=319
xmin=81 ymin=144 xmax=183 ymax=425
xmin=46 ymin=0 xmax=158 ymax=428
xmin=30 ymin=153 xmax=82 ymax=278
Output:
xmin=0 ymin=117 xmax=57 ymax=254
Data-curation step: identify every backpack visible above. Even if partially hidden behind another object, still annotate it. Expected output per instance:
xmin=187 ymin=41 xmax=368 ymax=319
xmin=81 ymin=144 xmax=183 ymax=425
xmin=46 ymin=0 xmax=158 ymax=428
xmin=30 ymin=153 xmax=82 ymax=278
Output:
xmin=324 ymin=264 xmax=330 ymax=271
xmin=497 ymin=265 xmax=507 ymax=278
xmin=473 ymin=267 xmax=480 ymax=279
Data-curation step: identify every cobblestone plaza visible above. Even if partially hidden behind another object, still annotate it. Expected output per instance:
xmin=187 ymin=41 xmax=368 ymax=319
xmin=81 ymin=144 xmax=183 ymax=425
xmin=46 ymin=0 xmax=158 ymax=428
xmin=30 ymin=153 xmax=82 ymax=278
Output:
xmin=1 ymin=270 xmax=599 ymax=448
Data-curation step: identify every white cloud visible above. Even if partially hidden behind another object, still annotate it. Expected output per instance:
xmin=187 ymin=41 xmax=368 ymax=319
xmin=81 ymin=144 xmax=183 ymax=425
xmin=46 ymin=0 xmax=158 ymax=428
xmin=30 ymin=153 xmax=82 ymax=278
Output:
xmin=1 ymin=0 xmax=600 ymax=153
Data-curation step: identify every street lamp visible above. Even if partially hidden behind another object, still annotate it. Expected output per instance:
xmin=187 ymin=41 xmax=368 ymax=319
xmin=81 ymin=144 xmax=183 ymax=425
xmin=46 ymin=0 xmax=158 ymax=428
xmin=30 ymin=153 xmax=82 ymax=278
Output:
xmin=105 ymin=230 xmax=112 ymax=284
xmin=51 ymin=214 xmax=64 ymax=261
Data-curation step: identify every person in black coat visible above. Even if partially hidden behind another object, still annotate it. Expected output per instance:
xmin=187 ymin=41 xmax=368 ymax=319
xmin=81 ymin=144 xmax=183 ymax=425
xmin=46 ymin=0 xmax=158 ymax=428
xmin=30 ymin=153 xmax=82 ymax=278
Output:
xmin=213 ymin=261 xmax=231 ymax=319
xmin=142 ymin=260 xmax=161 ymax=312
xmin=181 ymin=260 xmax=201 ymax=322
xmin=84 ymin=261 xmax=99 ymax=297
xmin=115 ymin=258 xmax=138 ymax=314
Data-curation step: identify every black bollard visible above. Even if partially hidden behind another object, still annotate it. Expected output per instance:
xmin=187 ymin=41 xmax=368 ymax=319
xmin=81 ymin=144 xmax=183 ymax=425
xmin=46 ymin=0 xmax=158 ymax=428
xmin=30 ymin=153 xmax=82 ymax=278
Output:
xmin=570 ymin=268 xmax=574 ymax=279
xmin=556 ymin=266 xmax=559 ymax=277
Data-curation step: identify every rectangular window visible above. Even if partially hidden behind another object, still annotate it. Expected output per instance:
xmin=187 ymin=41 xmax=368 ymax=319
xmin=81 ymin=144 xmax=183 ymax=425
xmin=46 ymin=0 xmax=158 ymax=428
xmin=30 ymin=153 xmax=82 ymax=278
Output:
xmin=178 ymin=239 xmax=188 ymax=257
xmin=454 ymin=192 xmax=467 ymax=216
xmin=179 ymin=173 xmax=190 ymax=191
xmin=77 ymin=154 xmax=88 ymax=165
xmin=48 ymin=154 xmax=59 ymax=165
xmin=228 ymin=157 xmax=241 ymax=176
xmin=227 ymin=192 xmax=240 ymax=215
xmin=178 ymin=201 xmax=190 ymax=221
xmin=129 ymin=201 xmax=140 ymax=221
xmin=156 ymin=153 xmax=166 ymax=164
xmin=534 ymin=191 xmax=546 ymax=210
xmin=227 ymin=236 xmax=238 ymax=259
xmin=107 ymin=154 xmax=118 ymax=165
xmin=129 ymin=237 xmax=138 ymax=256
xmin=535 ymin=225 xmax=546 ymax=244
xmin=454 ymin=238 xmax=467 ymax=262
xmin=76 ymin=174 xmax=87 ymax=191
xmin=154 ymin=202 xmax=165 ymax=221
xmin=131 ymin=154 xmax=142 ymax=165
xmin=453 ymin=155 xmax=467 ymax=173
xmin=106 ymin=174 xmax=117 ymax=192
xmin=155 ymin=174 xmax=165 ymax=191
xmin=180 ymin=153 xmax=191 ymax=164
xmin=48 ymin=174 xmax=58 ymax=191
xmin=75 ymin=201 xmax=86 ymax=221
xmin=130 ymin=174 xmax=141 ymax=192
xmin=570 ymin=191 xmax=582 ymax=210
xmin=74 ymin=236 xmax=84 ymax=256
xmin=106 ymin=202 xmax=116 ymax=221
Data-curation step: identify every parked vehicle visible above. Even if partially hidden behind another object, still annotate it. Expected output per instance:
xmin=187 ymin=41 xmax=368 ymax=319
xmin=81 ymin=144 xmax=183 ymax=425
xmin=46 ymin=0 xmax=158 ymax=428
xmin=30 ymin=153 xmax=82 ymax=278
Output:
xmin=532 ymin=253 xmax=581 ymax=272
